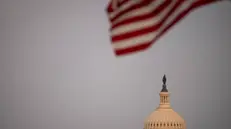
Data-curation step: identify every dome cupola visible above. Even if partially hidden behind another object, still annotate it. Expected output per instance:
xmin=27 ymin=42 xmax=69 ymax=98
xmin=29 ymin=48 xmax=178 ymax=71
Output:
xmin=144 ymin=75 xmax=186 ymax=129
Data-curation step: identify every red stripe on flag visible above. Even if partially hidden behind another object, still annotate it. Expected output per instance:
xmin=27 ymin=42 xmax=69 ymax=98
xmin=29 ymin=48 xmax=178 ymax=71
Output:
xmin=106 ymin=0 xmax=221 ymax=56
xmin=112 ymin=0 xmax=184 ymax=42
xmin=118 ymin=0 xmax=130 ymax=7
xmin=110 ymin=0 xmax=153 ymax=22
xmin=106 ymin=0 xmax=114 ymax=13
xmin=114 ymin=42 xmax=152 ymax=56
xmin=111 ymin=0 xmax=172 ymax=30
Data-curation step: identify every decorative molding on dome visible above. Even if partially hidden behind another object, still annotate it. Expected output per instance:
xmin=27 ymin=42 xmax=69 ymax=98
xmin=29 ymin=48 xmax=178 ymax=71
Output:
xmin=145 ymin=120 xmax=185 ymax=129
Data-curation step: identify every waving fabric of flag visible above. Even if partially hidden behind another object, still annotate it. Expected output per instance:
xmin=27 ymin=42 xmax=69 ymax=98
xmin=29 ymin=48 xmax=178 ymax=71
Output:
xmin=106 ymin=0 xmax=221 ymax=56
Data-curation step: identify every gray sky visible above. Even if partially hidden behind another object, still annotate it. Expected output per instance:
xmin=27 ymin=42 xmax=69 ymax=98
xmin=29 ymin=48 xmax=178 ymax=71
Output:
xmin=0 ymin=0 xmax=231 ymax=129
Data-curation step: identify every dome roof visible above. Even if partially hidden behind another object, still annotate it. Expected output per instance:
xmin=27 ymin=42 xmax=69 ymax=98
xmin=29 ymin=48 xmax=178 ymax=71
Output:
xmin=144 ymin=75 xmax=186 ymax=129
xmin=146 ymin=108 xmax=185 ymax=123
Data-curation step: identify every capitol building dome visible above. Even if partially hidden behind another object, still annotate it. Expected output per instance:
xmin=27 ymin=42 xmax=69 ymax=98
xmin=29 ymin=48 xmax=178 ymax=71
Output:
xmin=144 ymin=75 xmax=186 ymax=129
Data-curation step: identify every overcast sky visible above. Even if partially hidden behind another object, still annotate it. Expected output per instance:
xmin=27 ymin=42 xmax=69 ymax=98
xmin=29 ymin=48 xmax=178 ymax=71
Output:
xmin=0 ymin=1 xmax=231 ymax=129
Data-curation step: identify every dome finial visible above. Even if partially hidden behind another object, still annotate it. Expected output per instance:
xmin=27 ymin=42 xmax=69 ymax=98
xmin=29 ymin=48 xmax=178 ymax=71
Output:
xmin=161 ymin=75 xmax=168 ymax=92
xmin=163 ymin=74 xmax=166 ymax=84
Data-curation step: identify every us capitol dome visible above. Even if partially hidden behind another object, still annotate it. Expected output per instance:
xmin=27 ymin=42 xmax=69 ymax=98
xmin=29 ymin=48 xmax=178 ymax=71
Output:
xmin=144 ymin=75 xmax=186 ymax=129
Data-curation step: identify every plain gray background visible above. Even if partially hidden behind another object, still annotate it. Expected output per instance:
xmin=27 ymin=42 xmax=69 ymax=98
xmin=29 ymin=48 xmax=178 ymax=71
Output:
xmin=0 ymin=0 xmax=231 ymax=129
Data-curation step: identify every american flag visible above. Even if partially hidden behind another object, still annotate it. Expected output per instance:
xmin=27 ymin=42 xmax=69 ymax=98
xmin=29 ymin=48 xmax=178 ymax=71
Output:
xmin=106 ymin=0 xmax=222 ymax=56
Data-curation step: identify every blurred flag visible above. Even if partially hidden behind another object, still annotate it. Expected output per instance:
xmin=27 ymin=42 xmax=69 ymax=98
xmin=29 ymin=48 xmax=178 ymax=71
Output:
xmin=106 ymin=0 xmax=222 ymax=56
